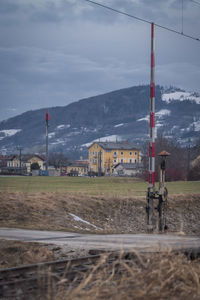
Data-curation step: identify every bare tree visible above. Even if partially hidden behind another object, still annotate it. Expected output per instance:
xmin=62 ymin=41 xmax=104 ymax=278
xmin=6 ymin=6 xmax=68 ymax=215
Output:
xmin=142 ymin=134 xmax=187 ymax=181
xmin=48 ymin=152 xmax=69 ymax=169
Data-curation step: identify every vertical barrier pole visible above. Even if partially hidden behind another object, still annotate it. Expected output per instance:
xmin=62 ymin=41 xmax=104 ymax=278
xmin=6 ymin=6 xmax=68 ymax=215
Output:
xmin=147 ymin=23 xmax=156 ymax=232
xmin=149 ymin=22 xmax=155 ymax=189
xmin=45 ymin=110 xmax=49 ymax=175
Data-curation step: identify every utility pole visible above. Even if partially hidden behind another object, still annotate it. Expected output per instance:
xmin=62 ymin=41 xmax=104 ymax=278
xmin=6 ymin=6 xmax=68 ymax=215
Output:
xmin=45 ymin=110 xmax=49 ymax=175
xmin=187 ymin=139 xmax=191 ymax=180
xmin=98 ymin=151 xmax=102 ymax=177
xmin=17 ymin=146 xmax=23 ymax=175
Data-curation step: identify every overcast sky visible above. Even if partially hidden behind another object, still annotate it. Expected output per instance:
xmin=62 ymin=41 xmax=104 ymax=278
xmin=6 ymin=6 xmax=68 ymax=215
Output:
xmin=0 ymin=0 xmax=200 ymax=121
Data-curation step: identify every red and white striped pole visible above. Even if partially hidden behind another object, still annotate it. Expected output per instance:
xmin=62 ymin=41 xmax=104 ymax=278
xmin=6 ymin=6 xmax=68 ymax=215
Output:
xmin=149 ymin=22 xmax=155 ymax=190
xmin=45 ymin=110 xmax=49 ymax=174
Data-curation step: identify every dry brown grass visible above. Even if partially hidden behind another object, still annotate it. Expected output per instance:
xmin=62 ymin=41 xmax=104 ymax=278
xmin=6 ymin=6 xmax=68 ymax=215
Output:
xmin=0 ymin=239 xmax=55 ymax=268
xmin=0 ymin=192 xmax=200 ymax=235
xmin=0 ymin=191 xmax=146 ymax=232
xmin=55 ymin=251 xmax=200 ymax=300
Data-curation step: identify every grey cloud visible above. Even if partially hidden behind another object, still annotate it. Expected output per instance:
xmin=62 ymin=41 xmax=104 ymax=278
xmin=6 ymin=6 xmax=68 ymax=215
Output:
xmin=0 ymin=0 xmax=199 ymax=121
xmin=0 ymin=0 xmax=19 ymax=14
xmin=157 ymin=62 xmax=200 ymax=91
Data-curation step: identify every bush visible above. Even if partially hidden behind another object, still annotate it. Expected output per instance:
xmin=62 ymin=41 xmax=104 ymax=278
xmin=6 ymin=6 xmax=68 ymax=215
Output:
xmin=31 ymin=162 xmax=40 ymax=170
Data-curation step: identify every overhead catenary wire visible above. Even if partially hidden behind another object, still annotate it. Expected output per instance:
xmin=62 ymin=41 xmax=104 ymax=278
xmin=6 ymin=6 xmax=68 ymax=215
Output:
xmin=82 ymin=0 xmax=200 ymax=42
xmin=190 ymin=0 xmax=200 ymax=6
xmin=181 ymin=0 xmax=184 ymax=34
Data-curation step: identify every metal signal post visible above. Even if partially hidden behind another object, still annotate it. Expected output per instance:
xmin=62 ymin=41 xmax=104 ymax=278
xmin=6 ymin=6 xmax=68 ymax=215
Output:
xmin=158 ymin=151 xmax=170 ymax=232
xmin=146 ymin=23 xmax=156 ymax=232
xmin=146 ymin=23 xmax=170 ymax=233
xmin=45 ymin=110 xmax=49 ymax=175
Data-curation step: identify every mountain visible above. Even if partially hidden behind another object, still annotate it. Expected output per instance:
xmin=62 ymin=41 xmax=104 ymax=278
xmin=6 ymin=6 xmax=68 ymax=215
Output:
xmin=0 ymin=85 xmax=200 ymax=159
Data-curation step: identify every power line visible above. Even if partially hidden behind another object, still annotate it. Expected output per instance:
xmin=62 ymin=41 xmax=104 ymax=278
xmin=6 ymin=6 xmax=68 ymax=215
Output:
xmin=181 ymin=0 xmax=183 ymax=34
xmin=190 ymin=0 xmax=200 ymax=6
xmin=83 ymin=0 xmax=200 ymax=42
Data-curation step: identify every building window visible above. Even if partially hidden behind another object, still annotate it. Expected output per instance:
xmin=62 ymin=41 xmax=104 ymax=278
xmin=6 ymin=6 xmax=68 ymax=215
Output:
xmin=130 ymin=152 xmax=132 ymax=155
xmin=135 ymin=159 xmax=137 ymax=163
xmin=121 ymin=159 xmax=123 ymax=163
xmin=129 ymin=159 xmax=132 ymax=163
xmin=121 ymin=152 xmax=124 ymax=155
xmin=114 ymin=151 xmax=117 ymax=155
xmin=113 ymin=159 xmax=116 ymax=163
xmin=135 ymin=152 xmax=137 ymax=155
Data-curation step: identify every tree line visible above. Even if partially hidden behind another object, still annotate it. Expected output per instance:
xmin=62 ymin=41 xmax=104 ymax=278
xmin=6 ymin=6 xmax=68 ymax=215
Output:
xmin=142 ymin=134 xmax=200 ymax=181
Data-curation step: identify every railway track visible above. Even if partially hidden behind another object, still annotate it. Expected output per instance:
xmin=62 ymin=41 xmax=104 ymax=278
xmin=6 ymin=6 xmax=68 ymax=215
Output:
xmin=0 ymin=254 xmax=104 ymax=299
xmin=0 ymin=248 xmax=199 ymax=299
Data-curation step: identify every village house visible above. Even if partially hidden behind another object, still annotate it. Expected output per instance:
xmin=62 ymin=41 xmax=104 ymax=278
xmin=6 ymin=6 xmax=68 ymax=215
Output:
xmin=24 ymin=154 xmax=45 ymax=173
xmin=6 ymin=155 xmax=24 ymax=168
xmin=5 ymin=154 xmax=45 ymax=174
xmin=113 ymin=162 xmax=143 ymax=177
xmin=0 ymin=155 xmax=11 ymax=174
xmin=67 ymin=160 xmax=88 ymax=176
xmin=5 ymin=155 xmax=27 ymax=174
xmin=0 ymin=155 xmax=10 ymax=168
xmin=88 ymin=141 xmax=141 ymax=175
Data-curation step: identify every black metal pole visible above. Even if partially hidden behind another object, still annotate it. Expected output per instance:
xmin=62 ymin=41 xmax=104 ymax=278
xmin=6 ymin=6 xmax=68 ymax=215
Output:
xmin=45 ymin=111 xmax=49 ymax=175
xmin=98 ymin=151 xmax=102 ymax=177
xmin=17 ymin=147 xmax=23 ymax=175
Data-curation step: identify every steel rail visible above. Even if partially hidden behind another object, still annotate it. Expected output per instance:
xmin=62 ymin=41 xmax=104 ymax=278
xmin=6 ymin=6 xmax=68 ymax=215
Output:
xmin=0 ymin=254 xmax=103 ymax=298
xmin=0 ymin=249 xmax=199 ymax=298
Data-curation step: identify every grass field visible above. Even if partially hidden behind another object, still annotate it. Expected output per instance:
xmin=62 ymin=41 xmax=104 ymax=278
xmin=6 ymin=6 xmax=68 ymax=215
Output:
xmin=0 ymin=177 xmax=199 ymax=299
xmin=0 ymin=176 xmax=200 ymax=196
xmin=0 ymin=177 xmax=200 ymax=300
xmin=0 ymin=176 xmax=199 ymax=235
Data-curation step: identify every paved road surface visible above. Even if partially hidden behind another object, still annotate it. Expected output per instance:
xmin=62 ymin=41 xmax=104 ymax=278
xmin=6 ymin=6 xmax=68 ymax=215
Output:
xmin=0 ymin=228 xmax=199 ymax=253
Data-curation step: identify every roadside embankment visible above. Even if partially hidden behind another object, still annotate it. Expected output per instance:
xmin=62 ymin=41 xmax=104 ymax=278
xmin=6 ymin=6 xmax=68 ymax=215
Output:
xmin=0 ymin=192 xmax=199 ymax=235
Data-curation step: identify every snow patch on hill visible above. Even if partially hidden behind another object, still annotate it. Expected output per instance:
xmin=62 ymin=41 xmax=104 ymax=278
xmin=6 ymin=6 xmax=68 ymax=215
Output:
xmin=82 ymin=135 xmax=122 ymax=147
xmin=162 ymin=91 xmax=200 ymax=104
xmin=114 ymin=123 xmax=124 ymax=128
xmin=137 ymin=109 xmax=171 ymax=123
xmin=0 ymin=129 xmax=21 ymax=140
xmin=56 ymin=124 xmax=71 ymax=130
xmin=189 ymin=120 xmax=200 ymax=132
xmin=156 ymin=109 xmax=171 ymax=118
xmin=49 ymin=132 xmax=55 ymax=139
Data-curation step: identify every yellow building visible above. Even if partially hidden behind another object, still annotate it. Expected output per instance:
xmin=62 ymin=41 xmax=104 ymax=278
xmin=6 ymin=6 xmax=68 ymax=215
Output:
xmin=88 ymin=142 xmax=141 ymax=175
xmin=67 ymin=161 xmax=88 ymax=176
xmin=25 ymin=155 xmax=45 ymax=173
xmin=7 ymin=155 xmax=24 ymax=168
xmin=6 ymin=154 xmax=45 ymax=173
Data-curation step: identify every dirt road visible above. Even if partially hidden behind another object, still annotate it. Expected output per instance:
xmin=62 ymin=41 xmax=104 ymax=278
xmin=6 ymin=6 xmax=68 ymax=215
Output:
xmin=0 ymin=228 xmax=199 ymax=254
